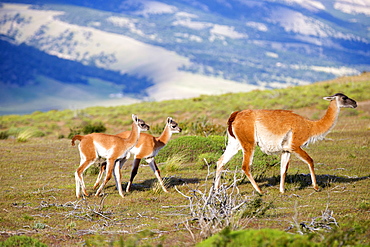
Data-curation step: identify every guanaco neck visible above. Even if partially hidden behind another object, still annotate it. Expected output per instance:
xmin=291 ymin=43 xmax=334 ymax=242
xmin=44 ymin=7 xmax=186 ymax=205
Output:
xmin=312 ymin=100 xmax=340 ymax=136
xmin=156 ymin=124 xmax=172 ymax=145
xmin=126 ymin=121 xmax=140 ymax=145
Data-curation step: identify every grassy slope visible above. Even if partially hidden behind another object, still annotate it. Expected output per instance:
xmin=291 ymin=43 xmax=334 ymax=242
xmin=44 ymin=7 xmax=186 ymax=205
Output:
xmin=1 ymin=71 xmax=370 ymax=138
xmin=0 ymin=73 xmax=369 ymax=246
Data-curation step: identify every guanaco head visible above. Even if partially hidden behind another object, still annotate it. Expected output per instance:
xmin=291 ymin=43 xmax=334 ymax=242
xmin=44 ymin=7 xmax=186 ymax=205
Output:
xmin=132 ymin=114 xmax=150 ymax=131
xmin=167 ymin=117 xmax=182 ymax=133
xmin=323 ymin=93 xmax=357 ymax=108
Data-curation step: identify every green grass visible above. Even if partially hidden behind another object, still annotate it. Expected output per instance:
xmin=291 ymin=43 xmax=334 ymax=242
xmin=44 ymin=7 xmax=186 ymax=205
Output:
xmin=0 ymin=73 xmax=369 ymax=246
xmin=0 ymin=235 xmax=48 ymax=247
xmin=1 ymin=72 xmax=369 ymax=138
xmin=197 ymin=228 xmax=319 ymax=247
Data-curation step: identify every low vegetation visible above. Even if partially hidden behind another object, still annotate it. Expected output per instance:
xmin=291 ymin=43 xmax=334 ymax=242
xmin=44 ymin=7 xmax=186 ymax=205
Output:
xmin=197 ymin=228 xmax=319 ymax=247
xmin=1 ymin=72 xmax=369 ymax=139
xmin=0 ymin=73 xmax=369 ymax=246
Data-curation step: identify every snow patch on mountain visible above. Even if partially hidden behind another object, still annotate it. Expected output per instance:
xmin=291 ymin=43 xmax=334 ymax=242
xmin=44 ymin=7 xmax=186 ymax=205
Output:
xmin=106 ymin=16 xmax=158 ymax=41
xmin=246 ymin=21 xmax=268 ymax=32
xmin=278 ymin=0 xmax=325 ymax=11
xmin=0 ymin=3 xmax=261 ymax=102
xmin=107 ymin=16 xmax=142 ymax=35
xmin=266 ymin=52 xmax=279 ymax=58
xmin=129 ymin=0 xmax=178 ymax=16
xmin=268 ymin=8 xmax=332 ymax=37
xmin=146 ymin=71 xmax=260 ymax=101
xmin=210 ymin=24 xmax=247 ymax=40
xmin=334 ymin=0 xmax=370 ymax=16
xmin=0 ymin=4 xmax=64 ymax=43
xmin=290 ymin=64 xmax=360 ymax=76
xmin=173 ymin=12 xmax=247 ymax=42
xmin=268 ymin=7 xmax=368 ymax=42
xmin=309 ymin=65 xmax=360 ymax=76
xmin=173 ymin=13 xmax=212 ymax=30
xmin=174 ymin=32 xmax=203 ymax=43
xmin=257 ymin=75 xmax=311 ymax=88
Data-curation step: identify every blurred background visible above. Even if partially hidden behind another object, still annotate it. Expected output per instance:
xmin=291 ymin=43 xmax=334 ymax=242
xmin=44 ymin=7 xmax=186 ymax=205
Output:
xmin=1 ymin=0 xmax=369 ymax=115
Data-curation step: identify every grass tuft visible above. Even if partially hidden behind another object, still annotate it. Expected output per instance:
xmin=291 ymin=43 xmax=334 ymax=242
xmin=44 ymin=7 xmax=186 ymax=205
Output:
xmin=151 ymin=177 xmax=171 ymax=195
xmin=15 ymin=127 xmax=45 ymax=142
xmin=161 ymin=154 xmax=184 ymax=173
xmin=0 ymin=235 xmax=47 ymax=247
xmin=0 ymin=131 xmax=9 ymax=139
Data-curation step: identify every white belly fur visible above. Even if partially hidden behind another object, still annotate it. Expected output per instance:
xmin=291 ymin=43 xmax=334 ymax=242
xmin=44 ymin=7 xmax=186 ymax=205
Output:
xmin=255 ymin=124 xmax=293 ymax=155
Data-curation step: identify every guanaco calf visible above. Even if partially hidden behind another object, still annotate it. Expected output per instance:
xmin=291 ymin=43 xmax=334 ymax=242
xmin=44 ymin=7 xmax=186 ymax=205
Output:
xmin=214 ymin=93 xmax=357 ymax=194
xmin=94 ymin=117 xmax=182 ymax=193
xmin=72 ymin=114 xmax=149 ymax=198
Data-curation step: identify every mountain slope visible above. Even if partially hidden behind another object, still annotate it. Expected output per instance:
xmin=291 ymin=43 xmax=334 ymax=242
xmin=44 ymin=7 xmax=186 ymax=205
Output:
xmin=0 ymin=0 xmax=369 ymax=115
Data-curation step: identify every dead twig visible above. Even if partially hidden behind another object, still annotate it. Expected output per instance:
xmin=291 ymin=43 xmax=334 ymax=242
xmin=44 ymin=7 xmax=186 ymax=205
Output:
xmin=288 ymin=202 xmax=338 ymax=234
xmin=175 ymin=162 xmax=253 ymax=239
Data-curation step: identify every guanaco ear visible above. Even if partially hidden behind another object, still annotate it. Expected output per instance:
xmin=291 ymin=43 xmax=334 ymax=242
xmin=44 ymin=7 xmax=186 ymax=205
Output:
xmin=323 ymin=96 xmax=335 ymax=101
xmin=132 ymin=114 xmax=138 ymax=122
xmin=167 ymin=117 xmax=173 ymax=124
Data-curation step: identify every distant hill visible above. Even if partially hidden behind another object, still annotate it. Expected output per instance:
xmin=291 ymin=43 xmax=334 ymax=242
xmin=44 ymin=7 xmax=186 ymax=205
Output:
xmin=0 ymin=0 xmax=369 ymax=115
xmin=1 ymin=72 xmax=368 ymax=140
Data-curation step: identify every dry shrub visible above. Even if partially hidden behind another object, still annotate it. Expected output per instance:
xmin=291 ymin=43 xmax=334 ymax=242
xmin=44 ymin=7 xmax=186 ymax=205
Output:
xmin=176 ymin=166 xmax=272 ymax=240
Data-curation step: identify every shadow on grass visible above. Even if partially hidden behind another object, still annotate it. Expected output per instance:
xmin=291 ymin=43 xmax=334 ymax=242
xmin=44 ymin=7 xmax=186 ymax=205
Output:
xmin=106 ymin=177 xmax=201 ymax=192
xmin=104 ymin=172 xmax=369 ymax=194
xmin=262 ymin=173 xmax=370 ymax=190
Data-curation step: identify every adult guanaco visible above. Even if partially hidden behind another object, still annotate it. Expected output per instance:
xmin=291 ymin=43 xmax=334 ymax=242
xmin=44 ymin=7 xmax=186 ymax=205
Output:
xmin=94 ymin=117 xmax=182 ymax=193
xmin=214 ymin=93 xmax=357 ymax=194
xmin=72 ymin=114 xmax=150 ymax=198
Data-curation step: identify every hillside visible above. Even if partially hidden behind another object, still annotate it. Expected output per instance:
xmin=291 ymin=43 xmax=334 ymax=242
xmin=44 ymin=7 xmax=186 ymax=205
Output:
xmin=0 ymin=72 xmax=369 ymax=246
xmin=0 ymin=72 xmax=369 ymax=139
xmin=1 ymin=0 xmax=370 ymax=115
